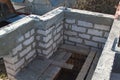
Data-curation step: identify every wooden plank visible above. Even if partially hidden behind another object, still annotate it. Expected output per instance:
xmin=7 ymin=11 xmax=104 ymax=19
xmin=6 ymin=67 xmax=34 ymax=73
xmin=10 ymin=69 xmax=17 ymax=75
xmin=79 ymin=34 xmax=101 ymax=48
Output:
xmin=60 ymin=44 xmax=89 ymax=56
xmin=40 ymin=65 xmax=61 ymax=80
xmin=52 ymin=61 xmax=74 ymax=69
xmin=0 ymin=0 xmax=16 ymax=13
xmin=50 ymin=50 xmax=66 ymax=61
xmin=86 ymin=51 xmax=101 ymax=80
xmin=76 ymin=49 xmax=96 ymax=80
xmin=62 ymin=52 xmax=72 ymax=62
xmin=50 ymin=50 xmax=72 ymax=62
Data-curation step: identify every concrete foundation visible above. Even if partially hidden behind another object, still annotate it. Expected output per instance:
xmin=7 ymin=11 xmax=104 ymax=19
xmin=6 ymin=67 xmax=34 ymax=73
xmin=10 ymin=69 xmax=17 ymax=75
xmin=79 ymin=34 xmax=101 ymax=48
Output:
xmin=0 ymin=7 xmax=118 ymax=80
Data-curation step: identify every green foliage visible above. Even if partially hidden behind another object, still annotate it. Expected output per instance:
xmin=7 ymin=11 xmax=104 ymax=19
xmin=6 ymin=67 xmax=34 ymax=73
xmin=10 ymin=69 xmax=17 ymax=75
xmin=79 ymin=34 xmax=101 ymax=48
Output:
xmin=74 ymin=0 xmax=119 ymax=14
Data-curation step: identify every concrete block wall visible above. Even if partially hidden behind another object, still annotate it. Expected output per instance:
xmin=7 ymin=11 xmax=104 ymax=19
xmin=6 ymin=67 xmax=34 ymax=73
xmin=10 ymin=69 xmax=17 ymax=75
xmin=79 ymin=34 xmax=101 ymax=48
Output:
xmin=0 ymin=7 xmax=114 ymax=80
xmin=35 ymin=7 xmax=64 ymax=58
xmin=0 ymin=17 xmax=37 ymax=80
xmin=64 ymin=8 xmax=114 ymax=49
xmin=4 ymin=28 xmax=36 ymax=79
xmin=0 ymin=7 xmax=64 ymax=80
xmin=36 ymin=22 xmax=63 ymax=58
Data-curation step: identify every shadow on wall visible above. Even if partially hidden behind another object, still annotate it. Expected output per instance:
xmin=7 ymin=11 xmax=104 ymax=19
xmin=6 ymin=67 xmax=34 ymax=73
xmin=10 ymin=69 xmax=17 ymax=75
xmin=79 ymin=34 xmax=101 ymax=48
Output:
xmin=110 ymin=53 xmax=120 ymax=80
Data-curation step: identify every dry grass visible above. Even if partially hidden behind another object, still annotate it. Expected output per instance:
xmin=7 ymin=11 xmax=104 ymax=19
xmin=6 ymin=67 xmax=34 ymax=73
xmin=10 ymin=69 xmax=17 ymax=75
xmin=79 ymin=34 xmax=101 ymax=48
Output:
xmin=73 ymin=0 xmax=119 ymax=14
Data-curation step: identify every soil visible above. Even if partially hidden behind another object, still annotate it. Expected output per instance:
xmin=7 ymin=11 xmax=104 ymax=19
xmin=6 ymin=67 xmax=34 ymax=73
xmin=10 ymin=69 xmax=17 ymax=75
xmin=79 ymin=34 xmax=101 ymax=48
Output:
xmin=55 ymin=53 xmax=87 ymax=80
xmin=0 ymin=58 xmax=8 ymax=80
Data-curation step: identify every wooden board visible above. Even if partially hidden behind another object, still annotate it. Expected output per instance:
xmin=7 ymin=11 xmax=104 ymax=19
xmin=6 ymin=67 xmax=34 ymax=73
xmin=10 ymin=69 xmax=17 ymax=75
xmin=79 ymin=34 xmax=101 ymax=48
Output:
xmin=38 ymin=49 xmax=73 ymax=80
xmin=39 ymin=65 xmax=61 ymax=80
xmin=86 ymin=51 xmax=101 ymax=80
xmin=52 ymin=61 xmax=74 ymax=69
xmin=0 ymin=0 xmax=16 ymax=13
xmin=76 ymin=49 xmax=97 ymax=80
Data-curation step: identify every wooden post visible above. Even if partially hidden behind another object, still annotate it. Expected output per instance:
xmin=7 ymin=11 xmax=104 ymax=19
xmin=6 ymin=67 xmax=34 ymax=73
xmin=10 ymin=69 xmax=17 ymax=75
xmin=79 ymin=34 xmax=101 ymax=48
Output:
xmin=0 ymin=0 xmax=16 ymax=13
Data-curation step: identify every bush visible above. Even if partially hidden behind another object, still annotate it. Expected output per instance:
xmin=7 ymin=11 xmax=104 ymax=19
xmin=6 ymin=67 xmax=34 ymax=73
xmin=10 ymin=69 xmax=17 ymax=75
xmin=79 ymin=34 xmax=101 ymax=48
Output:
xmin=74 ymin=0 xmax=119 ymax=14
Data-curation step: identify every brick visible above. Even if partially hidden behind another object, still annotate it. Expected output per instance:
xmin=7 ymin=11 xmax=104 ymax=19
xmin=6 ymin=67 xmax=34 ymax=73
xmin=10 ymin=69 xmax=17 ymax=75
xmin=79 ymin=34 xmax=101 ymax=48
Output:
xmin=56 ymin=23 xmax=61 ymax=27
xmin=64 ymin=35 xmax=68 ymax=40
xmin=39 ymin=39 xmax=53 ymax=48
xmin=12 ymin=44 xmax=22 ymax=55
xmin=87 ymin=29 xmax=103 ymax=36
xmin=46 ymin=51 xmax=54 ymax=58
xmin=43 ymin=33 xmax=52 ymax=42
xmin=25 ymin=31 xmax=30 ymax=38
xmin=30 ymin=29 xmax=35 ymax=35
xmin=47 ymin=39 xmax=53 ymax=48
xmin=54 ymin=33 xmax=61 ymax=41
xmin=53 ymin=42 xmax=57 ymax=50
xmin=6 ymin=68 xmax=18 ymax=76
xmin=36 ymin=36 xmax=40 ymax=40
xmin=66 ymin=19 xmax=75 ymax=24
xmin=23 ymin=36 xmax=34 ymax=46
xmin=42 ymin=47 xmax=52 ymax=55
xmin=4 ymin=62 xmax=13 ymax=69
xmin=57 ymin=25 xmax=63 ymax=33
xmin=57 ymin=36 xmax=63 ymax=44
xmin=37 ymin=49 xmax=42 ymax=53
xmin=92 ymin=36 xmax=106 ymax=43
xmin=65 ymin=40 xmax=75 ymax=45
xmin=37 ymin=30 xmax=47 ymax=35
xmin=53 ymin=29 xmax=57 ymax=36
xmin=79 ymin=33 xmax=91 ymax=39
xmin=72 ymin=25 xmax=86 ymax=33
xmin=39 ymin=42 xmax=46 ymax=48
xmin=104 ymin=32 xmax=109 ymax=38
xmin=64 ymin=30 xmax=77 ymax=36
xmin=78 ymin=20 xmax=93 ymax=28
xmin=4 ymin=55 xmax=18 ymax=64
xmin=19 ymin=46 xmax=31 ymax=57
xmin=32 ymin=42 xmax=36 ymax=48
xmin=69 ymin=37 xmax=83 ymax=43
xmin=37 ymin=28 xmax=52 ymax=36
xmin=18 ymin=36 xmax=24 ymax=43
xmin=26 ymin=50 xmax=35 ymax=60
xmin=85 ymin=40 xmax=98 ymax=47
xmin=94 ymin=24 xmax=110 ymax=31
xmin=14 ymin=58 xmax=25 ymax=70
xmin=65 ymin=24 xmax=69 ymax=29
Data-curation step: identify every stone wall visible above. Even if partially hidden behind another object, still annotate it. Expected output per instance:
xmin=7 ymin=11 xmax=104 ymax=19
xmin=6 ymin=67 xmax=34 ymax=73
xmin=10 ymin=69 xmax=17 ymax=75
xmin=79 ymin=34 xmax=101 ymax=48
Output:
xmin=64 ymin=8 xmax=113 ymax=49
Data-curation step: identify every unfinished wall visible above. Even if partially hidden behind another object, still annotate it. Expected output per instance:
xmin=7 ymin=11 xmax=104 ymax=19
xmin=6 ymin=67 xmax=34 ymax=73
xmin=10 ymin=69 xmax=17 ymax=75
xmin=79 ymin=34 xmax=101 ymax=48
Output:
xmin=0 ymin=17 xmax=36 ymax=80
xmin=36 ymin=22 xmax=63 ymax=58
xmin=64 ymin=9 xmax=113 ymax=49
xmin=0 ymin=7 xmax=115 ymax=80
xmin=35 ymin=8 xmax=64 ymax=58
